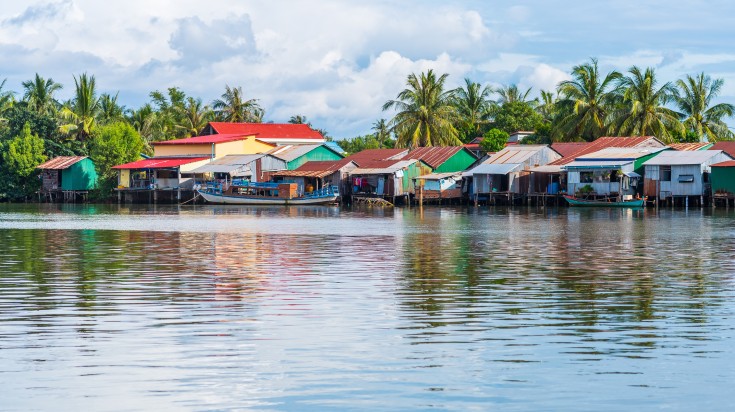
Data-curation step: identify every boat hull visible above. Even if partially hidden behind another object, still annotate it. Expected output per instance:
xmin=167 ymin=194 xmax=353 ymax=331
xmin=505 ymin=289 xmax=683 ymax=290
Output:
xmin=198 ymin=190 xmax=338 ymax=205
xmin=564 ymin=195 xmax=644 ymax=207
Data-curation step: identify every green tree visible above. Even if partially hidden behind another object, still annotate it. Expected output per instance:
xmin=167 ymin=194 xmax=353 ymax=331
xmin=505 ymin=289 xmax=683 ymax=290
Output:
xmin=149 ymin=87 xmax=188 ymax=140
xmin=22 ymin=73 xmax=62 ymax=116
xmin=336 ymin=134 xmax=383 ymax=155
xmin=212 ymin=85 xmax=264 ymax=123
xmin=59 ymin=73 xmax=100 ymax=142
xmin=176 ymin=97 xmax=212 ymax=137
xmin=89 ymin=122 xmax=144 ymax=184
xmin=522 ymin=122 xmax=553 ymax=145
xmin=0 ymin=123 xmax=47 ymax=200
xmin=495 ymin=84 xmax=534 ymax=105
xmin=555 ymin=58 xmax=622 ymax=141
xmin=126 ymin=104 xmax=157 ymax=153
xmin=479 ymin=128 xmax=509 ymax=153
xmin=491 ymin=101 xmax=542 ymax=134
xmin=612 ymin=66 xmax=684 ymax=143
xmin=98 ymin=92 xmax=126 ymax=125
xmin=536 ymin=90 xmax=557 ymax=122
xmin=383 ymin=69 xmax=461 ymax=148
xmin=674 ymin=73 xmax=734 ymax=142
xmin=289 ymin=115 xmax=308 ymax=124
xmin=0 ymin=78 xmax=16 ymax=123
xmin=371 ymin=118 xmax=393 ymax=148
xmin=453 ymin=78 xmax=495 ymax=142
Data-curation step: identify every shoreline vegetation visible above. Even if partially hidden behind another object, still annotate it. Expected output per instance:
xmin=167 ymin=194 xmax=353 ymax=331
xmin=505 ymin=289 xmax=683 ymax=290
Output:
xmin=0 ymin=57 xmax=733 ymax=202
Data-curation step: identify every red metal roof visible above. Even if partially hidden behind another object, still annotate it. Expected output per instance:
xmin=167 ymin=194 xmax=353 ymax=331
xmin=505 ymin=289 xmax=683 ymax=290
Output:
xmin=549 ymin=136 xmax=665 ymax=166
xmin=344 ymin=148 xmax=408 ymax=166
xmin=37 ymin=156 xmax=88 ymax=170
xmin=153 ymin=134 xmax=250 ymax=145
xmin=668 ymin=142 xmax=712 ymax=151
xmin=273 ymin=159 xmax=356 ymax=178
xmin=402 ymin=146 xmax=475 ymax=168
xmin=710 ymin=142 xmax=735 ymax=158
xmin=207 ymin=122 xmax=324 ymax=139
xmin=551 ymin=142 xmax=590 ymax=158
xmin=112 ymin=157 xmax=209 ymax=169
xmin=711 ymin=160 xmax=735 ymax=167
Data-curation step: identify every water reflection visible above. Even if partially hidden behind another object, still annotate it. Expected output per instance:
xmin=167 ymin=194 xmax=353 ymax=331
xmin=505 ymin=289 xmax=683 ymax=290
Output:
xmin=1 ymin=204 xmax=734 ymax=410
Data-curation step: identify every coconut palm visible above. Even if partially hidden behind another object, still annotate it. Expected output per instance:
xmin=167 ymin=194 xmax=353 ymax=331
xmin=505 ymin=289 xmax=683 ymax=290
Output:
xmin=59 ymin=73 xmax=100 ymax=142
xmin=371 ymin=118 xmax=392 ymax=148
xmin=382 ymin=69 xmax=461 ymax=148
xmin=536 ymin=90 xmax=557 ymax=122
xmin=495 ymin=84 xmax=534 ymax=105
xmin=288 ymin=115 xmax=308 ymax=124
xmin=21 ymin=73 xmax=62 ymax=116
xmin=176 ymin=97 xmax=213 ymax=137
xmin=612 ymin=66 xmax=684 ymax=143
xmin=212 ymin=85 xmax=264 ymax=123
xmin=674 ymin=73 xmax=734 ymax=142
xmin=0 ymin=79 xmax=15 ymax=121
xmin=98 ymin=92 xmax=126 ymax=125
xmin=127 ymin=104 xmax=158 ymax=152
xmin=453 ymin=78 xmax=495 ymax=137
xmin=555 ymin=58 xmax=622 ymax=141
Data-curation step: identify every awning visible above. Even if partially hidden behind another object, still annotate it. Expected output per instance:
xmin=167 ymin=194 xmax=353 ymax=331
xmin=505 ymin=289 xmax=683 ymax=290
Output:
xmin=624 ymin=171 xmax=641 ymax=178
xmin=189 ymin=164 xmax=252 ymax=175
xmin=462 ymin=163 xmax=520 ymax=177
xmin=564 ymin=159 xmax=632 ymax=169
xmin=112 ymin=157 xmax=210 ymax=170
xmin=530 ymin=165 xmax=563 ymax=173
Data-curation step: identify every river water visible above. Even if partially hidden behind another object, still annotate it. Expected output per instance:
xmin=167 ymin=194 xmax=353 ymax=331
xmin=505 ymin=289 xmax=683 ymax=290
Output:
xmin=1 ymin=203 xmax=734 ymax=411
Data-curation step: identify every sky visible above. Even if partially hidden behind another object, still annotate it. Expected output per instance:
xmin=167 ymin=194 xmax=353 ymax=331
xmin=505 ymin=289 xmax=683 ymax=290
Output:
xmin=1 ymin=0 xmax=734 ymax=139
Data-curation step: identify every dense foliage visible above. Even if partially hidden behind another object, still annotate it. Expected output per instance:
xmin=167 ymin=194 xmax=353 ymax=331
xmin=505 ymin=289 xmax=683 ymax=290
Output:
xmin=0 ymin=58 xmax=733 ymax=200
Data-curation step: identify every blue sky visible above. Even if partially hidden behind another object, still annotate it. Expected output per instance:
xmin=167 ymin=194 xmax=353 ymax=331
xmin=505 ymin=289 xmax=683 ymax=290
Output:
xmin=1 ymin=0 xmax=734 ymax=138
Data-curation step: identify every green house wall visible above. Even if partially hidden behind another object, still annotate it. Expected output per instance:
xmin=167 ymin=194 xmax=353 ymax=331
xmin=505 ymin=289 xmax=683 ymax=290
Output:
xmin=434 ymin=149 xmax=477 ymax=173
xmin=633 ymin=151 xmax=667 ymax=174
xmin=287 ymin=146 xmax=343 ymax=170
xmin=61 ymin=158 xmax=98 ymax=191
xmin=711 ymin=167 xmax=735 ymax=194
xmin=403 ymin=161 xmax=433 ymax=193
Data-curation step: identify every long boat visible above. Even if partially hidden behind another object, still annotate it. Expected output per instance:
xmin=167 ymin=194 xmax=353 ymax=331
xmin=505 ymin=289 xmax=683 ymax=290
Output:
xmin=563 ymin=195 xmax=644 ymax=207
xmin=197 ymin=181 xmax=339 ymax=205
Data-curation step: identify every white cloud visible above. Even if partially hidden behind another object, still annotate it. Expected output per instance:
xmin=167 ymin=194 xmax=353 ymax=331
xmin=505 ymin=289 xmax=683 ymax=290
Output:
xmin=521 ymin=63 xmax=570 ymax=93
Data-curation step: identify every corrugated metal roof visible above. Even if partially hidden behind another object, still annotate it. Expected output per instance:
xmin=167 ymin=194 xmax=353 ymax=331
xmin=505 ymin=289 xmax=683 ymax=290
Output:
xmin=402 ymin=146 xmax=474 ymax=168
xmin=564 ymin=159 xmax=634 ymax=168
xmin=112 ymin=157 xmax=209 ymax=169
xmin=415 ymin=172 xmax=462 ymax=180
xmin=550 ymin=136 xmax=665 ymax=165
xmin=266 ymin=144 xmax=329 ymax=162
xmin=208 ymin=122 xmax=324 ymax=139
xmin=712 ymin=160 xmax=735 ymax=167
xmin=463 ymin=163 xmax=520 ymax=176
xmin=483 ymin=145 xmax=548 ymax=164
xmin=344 ymin=148 xmax=408 ymax=166
xmin=643 ymin=150 xmax=727 ymax=165
xmin=37 ymin=156 xmax=88 ymax=170
xmin=710 ymin=142 xmax=735 ymax=158
xmin=668 ymin=142 xmax=713 ymax=151
xmin=531 ymin=165 xmax=563 ymax=173
xmin=153 ymin=134 xmax=255 ymax=145
xmin=272 ymin=159 xmax=356 ymax=178
xmin=189 ymin=155 xmax=264 ymax=174
xmin=351 ymin=159 xmax=418 ymax=174
xmin=551 ymin=142 xmax=590 ymax=157
xmin=576 ymin=147 xmax=666 ymax=160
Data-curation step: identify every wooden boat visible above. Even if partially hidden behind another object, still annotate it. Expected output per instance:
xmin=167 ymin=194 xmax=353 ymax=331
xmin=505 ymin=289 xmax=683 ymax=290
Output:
xmin=197 ymin=180 xmax=338 ymax=205
xmin=563 ymin=195 xmax=644 ymax=207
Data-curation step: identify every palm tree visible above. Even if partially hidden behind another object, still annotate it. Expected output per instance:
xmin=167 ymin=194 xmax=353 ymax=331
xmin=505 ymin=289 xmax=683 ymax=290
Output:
xmin=536 ymin=90 xmax=557 ymax=122
xmin=453 ymin=78 xmax=495 ymax=137
xmin=612 ymin=66 xmax=684 ymax=143
xmin=59 ymin=73 xmax=100 ymax=142
xmin=212 ymin=85 xmax=264 ymax=123
xmin=371 ymin=118 xmax=392 ymax=148
xmin=98 ymin=92 xmax=126 ymax=125
xmin=382 ymin=69 xmax=461 ymax=148
xmin=555 ymin=58 xmax=622 ymax=141
xmin=127 ymin=104 xmax=158 ymax=152
xmin=674 ymin=73 xmax=734 ymax=142
xmin=176 ymin=97 xmax=213 ymax=137
xmin=0 ymin=79 xmax=15 ymax=122
xmin=22 ymin=73 xmax=62 ymax=116
xmin=495 ymin=84 xmax=534 ymax=105
xmin=289 ymin=115 xmax=308 ymax=124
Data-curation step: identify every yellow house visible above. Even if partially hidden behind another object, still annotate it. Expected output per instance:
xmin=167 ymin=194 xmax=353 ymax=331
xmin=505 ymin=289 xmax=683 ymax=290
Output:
xmin=153 ymin=134 xmax=275 ymax=158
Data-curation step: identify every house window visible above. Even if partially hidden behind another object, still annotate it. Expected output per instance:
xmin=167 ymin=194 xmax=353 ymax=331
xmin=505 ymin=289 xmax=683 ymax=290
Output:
xmin=678 ymin=174 xmax=695 ymax=183
xmin=580 ymin=172 xmax=593 ymax=183
xmin=661 ymin=166 xmax=671 ymax=181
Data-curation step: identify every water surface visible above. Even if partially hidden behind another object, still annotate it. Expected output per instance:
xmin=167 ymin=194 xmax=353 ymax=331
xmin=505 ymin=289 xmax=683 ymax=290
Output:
xmin=1 ymin=204 xmax=734 ymax=411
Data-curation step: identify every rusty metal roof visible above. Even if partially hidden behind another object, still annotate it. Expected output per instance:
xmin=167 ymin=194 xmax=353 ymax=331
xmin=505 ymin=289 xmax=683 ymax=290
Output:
xmin=484 ymin=145 xmax=549 ymax=164
xmin=551 ymin=142 xmax=590 ymax=157
xmin=668 ymin=142 xmax=713 ymax=151
xmin=344 ymin=148 xmax=408 ymax=166
xmin=402 ymin=146 xmax=475 ymax=168
xmin=550 ymin=136 xmax=666 ymax=166
xmin=710 ymin=142 xmax=735 ymax=158
xmin=712 ymin=160 xmax=735 ymax=167
xmin=272 ymin=159 xmax=357 ymax=178
xmin=37 ymin=156 xmax=88 ymax=170
xmin=351 ymin=159 xmax=418 ymax=175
